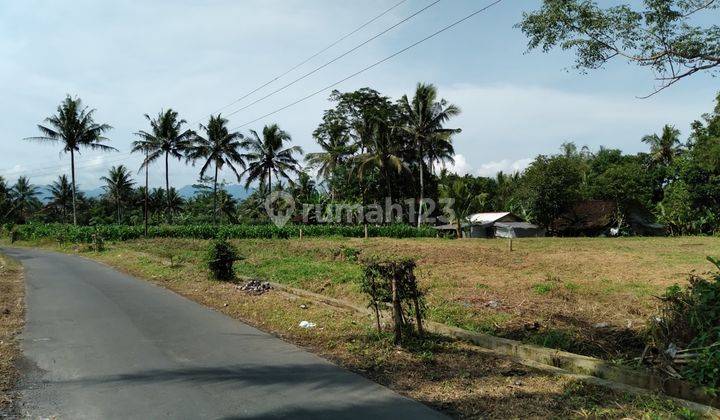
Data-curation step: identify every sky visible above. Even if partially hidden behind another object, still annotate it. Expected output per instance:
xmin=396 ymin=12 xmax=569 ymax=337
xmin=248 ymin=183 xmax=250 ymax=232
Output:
xmin=0 ymin=0 xmax=718 ymax=190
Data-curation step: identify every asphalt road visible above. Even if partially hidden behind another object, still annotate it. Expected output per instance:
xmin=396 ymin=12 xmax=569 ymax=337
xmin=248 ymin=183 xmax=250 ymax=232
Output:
xmin=3 ymin=247 xmax=445 ymax=420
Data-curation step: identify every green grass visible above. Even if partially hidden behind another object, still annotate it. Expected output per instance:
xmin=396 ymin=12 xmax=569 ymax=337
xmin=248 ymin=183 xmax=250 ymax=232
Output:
xmin=428 ymin=301 xmax=512 ymax=334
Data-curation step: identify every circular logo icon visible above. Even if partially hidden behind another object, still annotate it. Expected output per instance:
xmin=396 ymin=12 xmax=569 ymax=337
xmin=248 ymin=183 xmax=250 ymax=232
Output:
xmin=264 ymin=191 xmax=295 ymax=227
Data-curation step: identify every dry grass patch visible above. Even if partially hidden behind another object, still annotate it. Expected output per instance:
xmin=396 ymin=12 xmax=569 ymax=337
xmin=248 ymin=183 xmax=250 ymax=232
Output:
xmin=0 ymin=253 xmax=24 ymax=416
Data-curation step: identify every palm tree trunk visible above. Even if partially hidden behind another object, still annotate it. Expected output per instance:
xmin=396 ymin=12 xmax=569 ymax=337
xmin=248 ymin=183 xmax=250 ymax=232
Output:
xmin=144 ymin=152 xmax=149 ymax=236
xmin=213 ymin=162 xmax=218 ymax=224
xmin=268 ymin=168 xmax=272 ymax=194
xmin=417 ymin=159 xmax=425 ymax=227
xmin=70 ymin=149 xmax=77 ymax=226
xmin=165 ymin=152 xmax=170 ymax=224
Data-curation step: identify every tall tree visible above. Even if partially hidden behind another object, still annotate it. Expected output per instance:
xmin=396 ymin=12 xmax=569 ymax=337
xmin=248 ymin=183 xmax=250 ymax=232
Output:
xmin=9 ymin=177 xmax=41 ymax=223
xmin=399 ymin=83 xmax=461 ymax=225
xmin=242 ymin=124 xmax=303 ymax=193
xmin=25 ymin=95 xmax=114 ymax=225
xmin=165 ymin=187 xmax=185 ymax=217
xmin=47 ymin=175 xmax=74 ymax=223
xmin=186 ymin=115 xmax=245 ymax=224
xmin=352 ymin=118 xmax=408 ymax=204
xmin=518 ymin=0 xmax=720 ymax=97
xmin=642 ymin=125 xmax=683 ymax=166
xmin=131 ymin=137 xmax=153 ymax=235
xmin=100 ymin=165 xmax=135 ymax=223
xmin=133 ymin=109 xmax=194 ymax=223
xmin=439 ymin=178 xmax=483 ymax=238
xmin=0 ymin=177 xmax=9 ymax=223
xmin=306 ymin=116 xmax=356 ymax=200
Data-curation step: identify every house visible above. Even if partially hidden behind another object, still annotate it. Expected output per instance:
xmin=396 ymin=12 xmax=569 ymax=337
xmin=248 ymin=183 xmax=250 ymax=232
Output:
xmin=435 ymin=212 xmax=545 ymax=238
xmin=551 ymin=200 xmax=666 ymax=236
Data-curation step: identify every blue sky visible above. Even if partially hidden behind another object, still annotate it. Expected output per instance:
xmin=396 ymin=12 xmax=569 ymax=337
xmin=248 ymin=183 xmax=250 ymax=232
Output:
xmin=0 ymin=0 xmax=717 ymax=189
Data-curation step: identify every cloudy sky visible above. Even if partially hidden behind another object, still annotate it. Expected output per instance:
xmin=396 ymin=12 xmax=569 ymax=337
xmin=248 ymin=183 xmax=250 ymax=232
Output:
xmin=0 ymin=0 xmax=717 ymax=189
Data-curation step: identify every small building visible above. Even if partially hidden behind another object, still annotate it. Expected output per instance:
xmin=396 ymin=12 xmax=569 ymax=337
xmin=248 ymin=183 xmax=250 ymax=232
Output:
xmin=435 ymin=212 xmax=544 ymax=238
xmin=551 ymin=200 xmax=666 ymax=237
xmin=494 ymin=221 xmax=546 ymax=238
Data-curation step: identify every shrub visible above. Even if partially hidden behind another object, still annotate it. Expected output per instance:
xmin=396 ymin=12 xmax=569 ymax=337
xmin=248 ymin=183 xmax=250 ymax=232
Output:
xmin=91 ymin=233 xmax=104 ymax=252
xmin=649 ymin=256 xmax=720 ymax=390
xmin=206 ymin=239 xmax=242 ymax=281
xmin=334 ymin=246 xmax=361 ymax=262
xmin=360 ymin=258 xmax=425 ymax=345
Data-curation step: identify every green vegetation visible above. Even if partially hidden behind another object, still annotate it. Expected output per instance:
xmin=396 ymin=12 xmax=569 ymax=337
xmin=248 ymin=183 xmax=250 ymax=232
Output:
xmin=205 ymin=238 xmax=241 ymax=281
xmin=650 ymin=257 xmax=720 ymax=391
xmin=8 ymin=223 xmax=436 ymax=242
xmin=3 ymin=85 xmax=720 ymax=238
xmin=519 ymin=0 xmax=719 ymax=97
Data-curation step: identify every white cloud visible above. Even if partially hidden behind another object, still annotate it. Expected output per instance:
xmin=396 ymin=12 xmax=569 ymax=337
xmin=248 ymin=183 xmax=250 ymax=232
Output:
xmin=476 ymin=158 xmax=533 ymax=177
xmin=438 ymin=83 xmax=711 ymax=173
xmin=435 ymin=154 xmax=472 ymax=176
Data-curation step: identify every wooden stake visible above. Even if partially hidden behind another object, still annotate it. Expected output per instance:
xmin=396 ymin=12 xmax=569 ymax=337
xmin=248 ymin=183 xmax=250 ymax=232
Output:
xmin=391 ymin=276 xmax=403 ymax=345
xmin=299 ymin=228 xmax=303 ymax=240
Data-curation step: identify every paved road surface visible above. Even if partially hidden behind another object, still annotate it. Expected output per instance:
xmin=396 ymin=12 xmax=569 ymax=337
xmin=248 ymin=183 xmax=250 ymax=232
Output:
xmin=3 ymin=247 xmax=445 ymax=420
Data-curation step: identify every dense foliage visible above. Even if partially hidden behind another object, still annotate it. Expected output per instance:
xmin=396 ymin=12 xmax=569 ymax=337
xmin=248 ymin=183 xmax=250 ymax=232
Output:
xmin=519 ymin=0 xmax=720 ymax=97
xmin=650 ymin=257 xmax=720 ymax=390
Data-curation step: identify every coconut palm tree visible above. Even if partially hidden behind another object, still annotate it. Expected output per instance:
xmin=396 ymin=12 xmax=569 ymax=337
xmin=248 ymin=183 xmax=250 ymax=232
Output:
xmin=242 ymin=124 xmax=303 ymax=193
xmin=9 ymin=177 xmax=41 ymax=223
xmin=399 ymin=83 xmax=461 ymax=226
xmin=0 ymin=176 xmax=10 ymax=222
xmin=133 ymin=109 xmax=194 ymax=223
xmin=186 ymin=115 xmax=245 ymax=224
xmin=439 ymin=178 xmax=483 ymax=238
xmin=352 ymin=118 xmax=408 ymax=204
xmin=165 ymin=187 xmax=185 ymax=217
xmin=47 ymin=175 xmax=74 ymax=223
xmin=24 ymin=95 xmax=115 ymax=225
xmin=100 ymin=165 xmax=135 ymax=223
xmin=305 ymin=123 xmax=356 ymax=200
xmin=642 ymin=124 xmax=683 ymax=166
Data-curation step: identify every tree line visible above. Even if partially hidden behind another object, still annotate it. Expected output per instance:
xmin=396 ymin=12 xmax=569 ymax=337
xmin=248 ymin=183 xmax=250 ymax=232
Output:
xmin=2 ymin=87 xmax=720 ymax=235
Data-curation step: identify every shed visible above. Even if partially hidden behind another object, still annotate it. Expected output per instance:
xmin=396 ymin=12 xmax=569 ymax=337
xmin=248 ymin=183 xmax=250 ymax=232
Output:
xmin=466 ymin=212 xmax=525 ymax=238
xmin=494 ymin=221 xmax=545 ymax=238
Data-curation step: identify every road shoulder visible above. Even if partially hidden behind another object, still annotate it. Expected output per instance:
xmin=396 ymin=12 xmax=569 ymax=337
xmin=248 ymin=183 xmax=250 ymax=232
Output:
xmin=0 ymin=252 xmax=24 ymax=418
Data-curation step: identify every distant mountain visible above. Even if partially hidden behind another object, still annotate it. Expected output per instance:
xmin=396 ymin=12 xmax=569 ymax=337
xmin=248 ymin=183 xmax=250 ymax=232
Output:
xmin=36 ymin=184 xmax=254 ymax=203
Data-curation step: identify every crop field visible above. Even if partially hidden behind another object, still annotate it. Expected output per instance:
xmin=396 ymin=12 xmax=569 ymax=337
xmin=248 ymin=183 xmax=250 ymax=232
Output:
xmin=31 ymin=234 xmax=720 ymax=360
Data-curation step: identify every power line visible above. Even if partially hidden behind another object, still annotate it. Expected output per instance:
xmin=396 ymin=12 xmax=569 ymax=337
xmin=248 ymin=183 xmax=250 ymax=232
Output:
xmin=2 ymin=1 xmax=414 ymax=177
xmin=0 ymin=154 xmax=140 ymax=180
xmin=231 ymin=0 xmax=504 ymax=130
xmin=0 ymin=151 xmax=136 ymax=178
xmin=222 ymin=0 xmax=441 ymax=119
xmin=205 ymin=0 xmax=409 ymax=119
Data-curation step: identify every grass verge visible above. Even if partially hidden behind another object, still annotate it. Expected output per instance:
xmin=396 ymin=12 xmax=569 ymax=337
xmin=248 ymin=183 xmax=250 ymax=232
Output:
xmin=3 ymin=238 xmax=708 ymax=418
xmin=0 ymin=252 xmax=24 ymax=417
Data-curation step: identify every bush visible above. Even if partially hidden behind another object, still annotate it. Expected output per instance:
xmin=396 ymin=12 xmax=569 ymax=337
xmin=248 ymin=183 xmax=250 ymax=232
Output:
xmin=91 ymin=233 xmax=104 ymax=252
xmin=206 ymin=239 xmax=242 ymax=281
xmin=649 ymin=256 xmax=720 ymax=390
